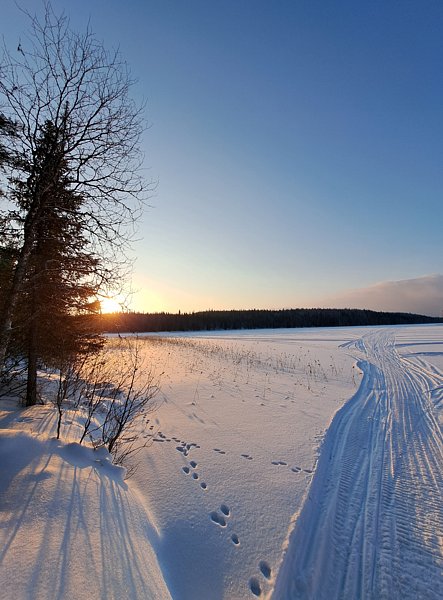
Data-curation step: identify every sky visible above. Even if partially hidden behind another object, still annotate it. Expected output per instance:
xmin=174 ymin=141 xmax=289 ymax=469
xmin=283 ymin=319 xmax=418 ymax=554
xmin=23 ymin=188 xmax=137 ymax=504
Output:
xmin=2 ymin=1 xmax=443 ymax=316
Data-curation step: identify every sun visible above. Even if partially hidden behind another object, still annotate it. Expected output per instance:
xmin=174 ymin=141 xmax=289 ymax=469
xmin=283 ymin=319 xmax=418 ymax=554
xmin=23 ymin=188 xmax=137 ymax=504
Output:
xmin=100 ymin=297 xmax=123 ymax=313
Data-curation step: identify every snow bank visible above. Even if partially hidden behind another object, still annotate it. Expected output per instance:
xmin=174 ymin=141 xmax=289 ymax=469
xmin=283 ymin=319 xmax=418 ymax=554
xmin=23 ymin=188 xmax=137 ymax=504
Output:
xmin=0 ymin=401 xmax=170 ymax=600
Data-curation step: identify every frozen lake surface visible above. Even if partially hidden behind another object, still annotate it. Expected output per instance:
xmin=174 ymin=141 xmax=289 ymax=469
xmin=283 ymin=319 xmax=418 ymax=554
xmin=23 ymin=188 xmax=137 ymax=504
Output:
xmin=129 ymin=324 xmax=443 ymax=599
xmin=1 ymin=324 xmax=442 ymax=599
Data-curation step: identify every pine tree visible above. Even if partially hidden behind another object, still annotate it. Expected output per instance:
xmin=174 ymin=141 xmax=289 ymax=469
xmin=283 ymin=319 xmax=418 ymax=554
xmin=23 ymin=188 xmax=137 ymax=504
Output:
xmin=11 ymin=117 xmax=102 ymax=405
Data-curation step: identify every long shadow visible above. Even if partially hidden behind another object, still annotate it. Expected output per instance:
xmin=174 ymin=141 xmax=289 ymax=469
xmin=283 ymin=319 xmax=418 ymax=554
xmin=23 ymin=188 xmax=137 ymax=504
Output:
xmin=0 ymin=399 xmax=24 ymax=428
xmin=0 ymin=439 xmax=53 ymax=565
xmin=0 ymin=430 xmax=172 ymax=598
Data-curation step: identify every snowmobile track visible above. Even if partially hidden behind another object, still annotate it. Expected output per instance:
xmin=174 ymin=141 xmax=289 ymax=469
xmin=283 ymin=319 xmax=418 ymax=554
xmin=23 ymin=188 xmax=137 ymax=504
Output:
xmin=273 ymin=329 xmax=443 ymax=600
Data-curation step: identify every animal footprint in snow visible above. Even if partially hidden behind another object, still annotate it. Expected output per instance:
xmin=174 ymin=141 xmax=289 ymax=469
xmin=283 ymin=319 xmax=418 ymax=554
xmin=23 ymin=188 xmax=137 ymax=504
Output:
xmin=303 ymin=468 xmax=313 ymax=474
xmin=183 ymin=461 xmax=201 ymax=482
xmin=271 ymin=460 xmax=287 ymax=466
xmin=210 ymin=504 xmax=230 ymax=527
xmin=210 ymin=511 xmax=227 ymax=527
xmin=249 ymin=577 xmax=262 ymax=596
xmin=231 ymin=533 xmax=240 ymax=546
xmin=200 ymin=482 xmax=208 ymax=490
xmin=248 ymin=560 xmax=271 ymax=597
xmin=291 ymin=466 xmax=301 ymax=473
xmin=259 ymin=561 xmax=271 ymax=580
xmin=241 ymin=454 xmax=253 ymax=460
xmin=213 ymin=448 xmax=226 ymax=454
xmin=176 ymin=441 xmax=199 ymax=457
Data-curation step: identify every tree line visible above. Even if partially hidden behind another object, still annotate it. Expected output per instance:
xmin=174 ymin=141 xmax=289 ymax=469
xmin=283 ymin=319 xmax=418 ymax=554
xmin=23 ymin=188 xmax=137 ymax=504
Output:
xmin=95 ymin=308 xmax=443 ymax=334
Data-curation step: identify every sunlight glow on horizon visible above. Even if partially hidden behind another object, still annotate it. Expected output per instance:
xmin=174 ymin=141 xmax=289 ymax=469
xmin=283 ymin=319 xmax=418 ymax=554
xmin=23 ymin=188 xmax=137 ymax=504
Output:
xmin=127 ymin=273 xmax=443 ymax=317
xmin=100 ymin=297 xmax=125 ymax=314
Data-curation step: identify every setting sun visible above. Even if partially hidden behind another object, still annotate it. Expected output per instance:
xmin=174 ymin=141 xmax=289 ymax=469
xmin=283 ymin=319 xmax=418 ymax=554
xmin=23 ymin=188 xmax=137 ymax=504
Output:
xmin=100 ymin=297 xmax=123 ymax=313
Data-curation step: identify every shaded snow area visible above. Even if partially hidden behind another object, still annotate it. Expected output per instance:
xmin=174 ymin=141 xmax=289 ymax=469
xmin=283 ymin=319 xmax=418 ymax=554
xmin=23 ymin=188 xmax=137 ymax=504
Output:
xmin=0 ymin=404 xmax=171 ymax=600
xmin=1 ymin=325 xmax=442 ymax=599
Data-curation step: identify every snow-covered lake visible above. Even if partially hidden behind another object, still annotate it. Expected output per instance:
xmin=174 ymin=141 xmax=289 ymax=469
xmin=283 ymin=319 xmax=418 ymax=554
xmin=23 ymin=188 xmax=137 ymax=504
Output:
xmin=128 ymin=324 xmax=443 ymax=599
xmin=1 ymin=324 xmax=442 ymax=599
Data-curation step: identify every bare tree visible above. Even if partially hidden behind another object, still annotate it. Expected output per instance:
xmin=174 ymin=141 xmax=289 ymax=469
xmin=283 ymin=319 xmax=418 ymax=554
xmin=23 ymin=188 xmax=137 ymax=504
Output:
xmin=53 ymin=352 xmax=90 ymax=439
xmin=73 ymin=337 xmax=160 ymax=474
xmin=0 ymin=2 xmax=150 ymax=369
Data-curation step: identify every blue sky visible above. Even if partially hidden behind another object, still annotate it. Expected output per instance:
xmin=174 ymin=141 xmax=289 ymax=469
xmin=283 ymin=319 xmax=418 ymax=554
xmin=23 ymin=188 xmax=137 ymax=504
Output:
xmin=3 ymin=1 xmax=443 ymax=315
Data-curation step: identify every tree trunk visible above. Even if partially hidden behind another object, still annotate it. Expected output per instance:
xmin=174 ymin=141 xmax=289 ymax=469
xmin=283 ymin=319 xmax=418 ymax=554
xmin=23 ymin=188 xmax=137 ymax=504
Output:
xmin=25 ymin=290 xmax=38 ymax=406
xmin=0 ymin=193 xmax=44 ymax=370
xmin=25 ymin=335 xmax=38 ymax=406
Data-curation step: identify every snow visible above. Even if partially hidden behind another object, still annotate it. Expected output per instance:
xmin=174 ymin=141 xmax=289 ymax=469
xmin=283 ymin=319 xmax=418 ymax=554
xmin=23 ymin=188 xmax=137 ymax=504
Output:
xmin=1 ymin=324 xmax=442 ymax=599
xmin=273 ymin=326 xmax=443 ymax=599
xmin=0 ymin=402 xmax=171 ymax=600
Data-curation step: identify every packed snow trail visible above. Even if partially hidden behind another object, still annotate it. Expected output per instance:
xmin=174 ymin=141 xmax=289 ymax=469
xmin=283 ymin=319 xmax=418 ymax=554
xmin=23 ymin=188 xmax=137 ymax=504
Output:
xmin=272 ymin=329 xmax=443 ymax=600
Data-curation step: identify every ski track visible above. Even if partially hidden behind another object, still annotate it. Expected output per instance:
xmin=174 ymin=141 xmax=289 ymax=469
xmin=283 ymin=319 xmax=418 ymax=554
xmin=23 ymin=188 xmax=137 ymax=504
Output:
xmin=273 ymin=329 xmax=443 ymax=600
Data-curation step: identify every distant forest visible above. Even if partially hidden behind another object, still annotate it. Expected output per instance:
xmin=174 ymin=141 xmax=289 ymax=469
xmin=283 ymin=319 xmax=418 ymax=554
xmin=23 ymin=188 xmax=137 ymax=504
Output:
xmin=94 ymin=308 xmax=443 ymax=334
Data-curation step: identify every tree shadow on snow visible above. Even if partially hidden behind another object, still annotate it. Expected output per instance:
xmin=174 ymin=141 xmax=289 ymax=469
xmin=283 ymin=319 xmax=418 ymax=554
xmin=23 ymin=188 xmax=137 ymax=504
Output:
xmin=0 ymin=432 xmax=169 ymax=599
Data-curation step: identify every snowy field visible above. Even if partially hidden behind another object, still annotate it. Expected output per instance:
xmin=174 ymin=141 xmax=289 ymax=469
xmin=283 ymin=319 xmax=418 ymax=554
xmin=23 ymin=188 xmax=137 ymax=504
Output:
xmin=0 ymin=324 xmax=442 ymax=599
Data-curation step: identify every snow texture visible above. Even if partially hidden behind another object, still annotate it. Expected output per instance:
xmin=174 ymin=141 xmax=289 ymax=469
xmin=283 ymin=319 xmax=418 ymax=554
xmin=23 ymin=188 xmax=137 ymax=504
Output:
xmin=0 ymin=405 xmax=171 ymax=599
xmin=0 ymin=324 xmax=442 ymax=599
xmin=273 ymin=327 xmax=443 ymax=599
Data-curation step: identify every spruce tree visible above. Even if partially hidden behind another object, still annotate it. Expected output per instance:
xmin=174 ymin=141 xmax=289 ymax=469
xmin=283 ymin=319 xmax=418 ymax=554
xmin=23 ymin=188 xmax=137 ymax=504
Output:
xmin=11 ymin=118 xmax=101 ymax=405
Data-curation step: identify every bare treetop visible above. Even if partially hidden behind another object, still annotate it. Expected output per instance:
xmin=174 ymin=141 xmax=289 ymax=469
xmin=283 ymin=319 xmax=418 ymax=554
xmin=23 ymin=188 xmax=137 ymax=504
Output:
xmin=0 ymin=2 xmax=150 ymax=254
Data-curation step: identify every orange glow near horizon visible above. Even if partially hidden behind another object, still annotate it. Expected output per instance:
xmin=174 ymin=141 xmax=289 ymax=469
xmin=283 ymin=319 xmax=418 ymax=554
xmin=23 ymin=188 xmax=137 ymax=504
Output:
xmin=100 ymin=297 xmax=123 ymax=314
